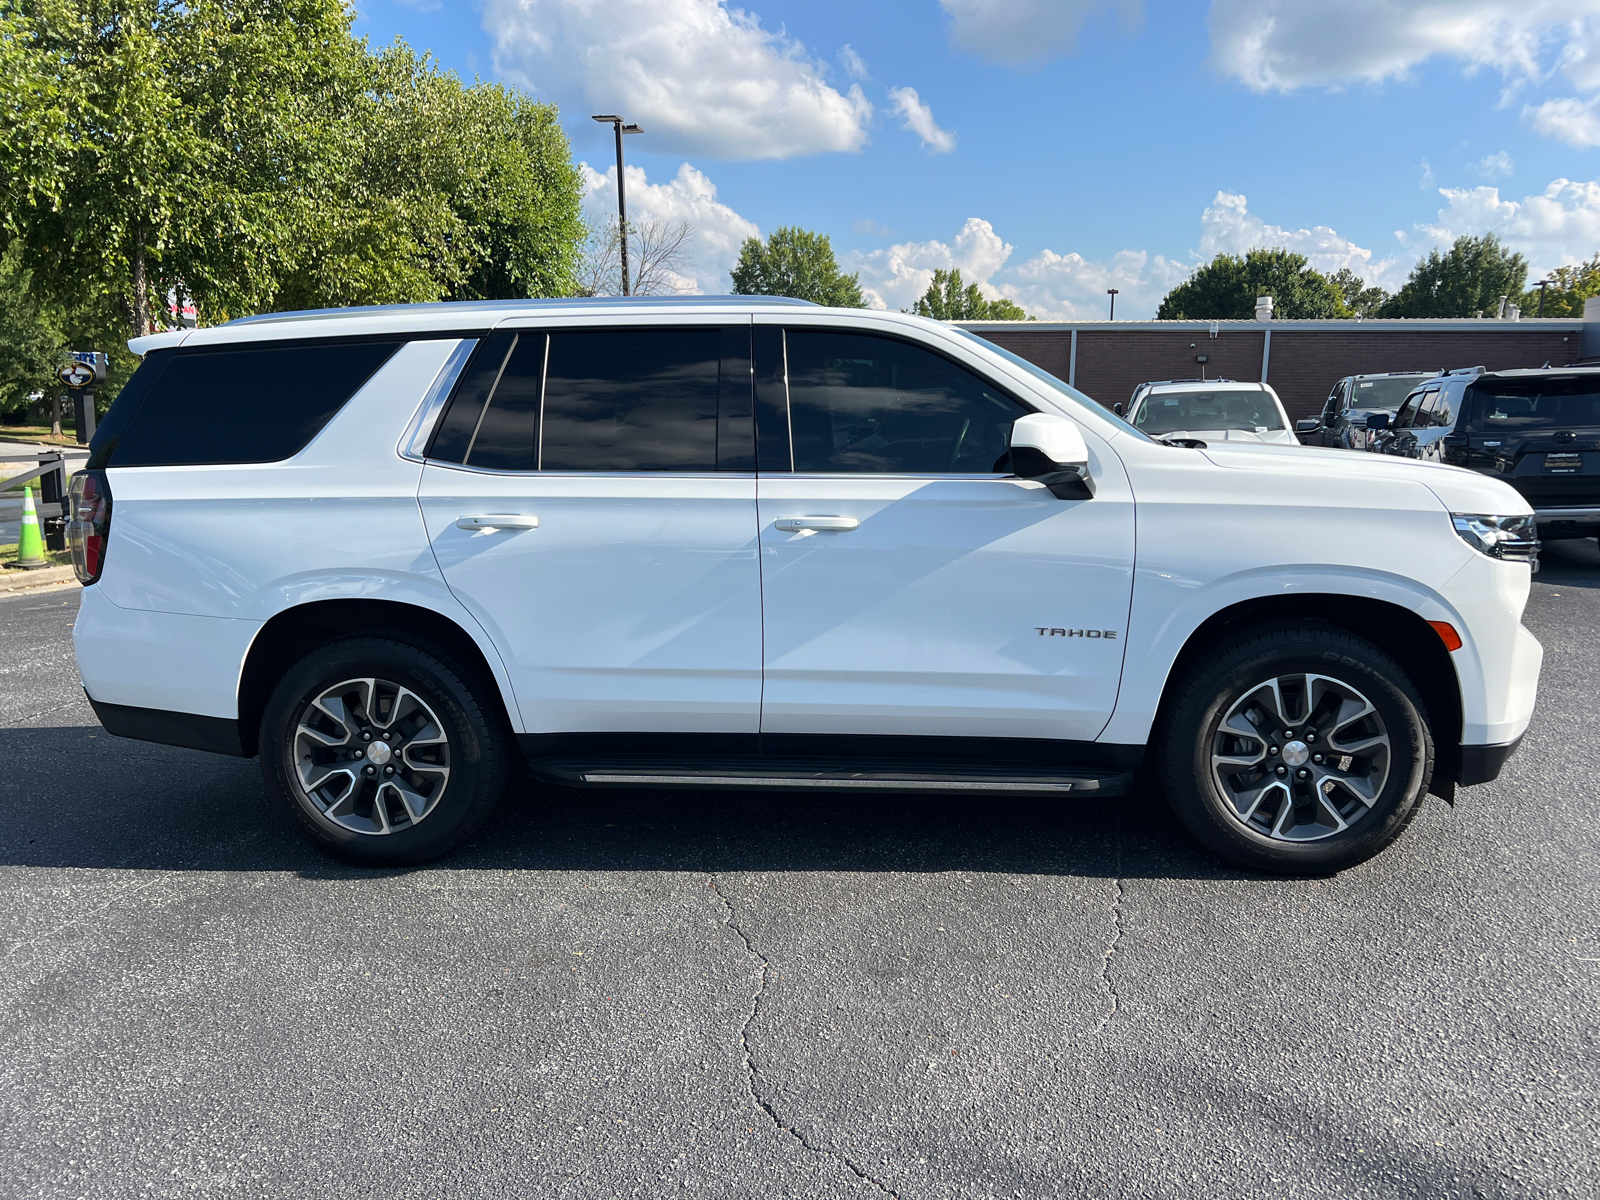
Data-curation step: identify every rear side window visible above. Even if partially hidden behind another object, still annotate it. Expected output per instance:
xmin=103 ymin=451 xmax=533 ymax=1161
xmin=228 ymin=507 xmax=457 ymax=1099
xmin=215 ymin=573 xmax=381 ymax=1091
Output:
xmin=432 ymin=327 xmax=729 ymax=472
xmin=784 ymin=330 xmax=1027 ymax=473
xmin=108 ymin=340 xmax=401 ymax=467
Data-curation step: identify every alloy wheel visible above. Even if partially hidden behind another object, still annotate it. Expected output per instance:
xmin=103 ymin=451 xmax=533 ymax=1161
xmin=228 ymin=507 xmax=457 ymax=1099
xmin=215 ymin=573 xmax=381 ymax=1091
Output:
xmin=1209 ymin=672 xmax=1392 ymax=843
xmin=292 ymin=677 xmax=452 ymax=835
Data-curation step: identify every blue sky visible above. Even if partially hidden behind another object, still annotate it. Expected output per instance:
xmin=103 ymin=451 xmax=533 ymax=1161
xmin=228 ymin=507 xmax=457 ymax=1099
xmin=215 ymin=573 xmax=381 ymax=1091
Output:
xmin=351 ymin=1 xmax=1600 ymax=318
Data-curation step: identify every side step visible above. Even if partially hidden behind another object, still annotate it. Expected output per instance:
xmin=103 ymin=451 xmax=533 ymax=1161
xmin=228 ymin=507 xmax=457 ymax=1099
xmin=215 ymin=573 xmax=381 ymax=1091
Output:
xmin=527 ymin=757 xmax=1133 ymax=797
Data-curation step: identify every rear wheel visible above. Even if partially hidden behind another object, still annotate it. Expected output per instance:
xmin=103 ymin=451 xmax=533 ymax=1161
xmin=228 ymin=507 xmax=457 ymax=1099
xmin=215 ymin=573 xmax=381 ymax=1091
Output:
xmin=1157 ymin=623 xmax=1433 ymax=875
xmin=261 ymin=638 xmax=509 ymax=866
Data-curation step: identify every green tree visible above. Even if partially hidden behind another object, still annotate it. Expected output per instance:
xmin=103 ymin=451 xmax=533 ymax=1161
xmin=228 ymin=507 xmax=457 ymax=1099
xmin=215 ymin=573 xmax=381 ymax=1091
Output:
xmin=0 ymin=242 xmax=62 ymax=416
xmin=1521 ymin=255 xmax=1600 ymax=318
xmin=1329 ymin=268 xmax=1390 ymax=318
xmin=1157 ymin=249 xmax=1349 ymax=320
xmin=910 ymin=268 xmax=1031 ymax=320
xmin=4 ymin=2 xmax=586 ymax=340
xmin=730 ymin=226 xmax=865 ymax=306
xmin=1380 ymin=233 xmax=1528 ymax=318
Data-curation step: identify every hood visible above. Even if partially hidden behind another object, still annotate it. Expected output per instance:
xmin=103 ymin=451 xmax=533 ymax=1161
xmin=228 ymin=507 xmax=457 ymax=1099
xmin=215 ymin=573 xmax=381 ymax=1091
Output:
xmin=1199 ymin=441 xmax=1533 ymax=516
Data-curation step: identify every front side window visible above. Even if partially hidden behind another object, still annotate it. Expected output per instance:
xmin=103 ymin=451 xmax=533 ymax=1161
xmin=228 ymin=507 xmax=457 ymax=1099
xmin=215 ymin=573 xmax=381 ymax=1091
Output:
xmin=1393 ymin=388 xmax=1435 ymax=429
xmin=1132 ymin=388 xmax=1284 ymax=436
xmin=784 ymin=330 xmax=1029 ymax=473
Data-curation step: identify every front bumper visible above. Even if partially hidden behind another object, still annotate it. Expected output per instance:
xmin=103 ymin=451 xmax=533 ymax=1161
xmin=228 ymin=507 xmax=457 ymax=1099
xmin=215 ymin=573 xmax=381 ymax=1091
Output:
xmin=1459 ymin=734 xmax=1524 ymax=786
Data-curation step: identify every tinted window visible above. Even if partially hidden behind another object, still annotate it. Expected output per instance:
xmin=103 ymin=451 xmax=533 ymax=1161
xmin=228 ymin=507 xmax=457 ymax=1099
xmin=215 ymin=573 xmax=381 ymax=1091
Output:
xmin=541 ymin=329 xmax=720 ymax=471
xmin=1394 ymin=388 xmax=1434 ymax=429
xmin=428 ymin=332 xmax=516 ymax=464
xmin=466 ymin=333 xmax=546 ymax=471
xmin=1466 ymin=377 xmax=1600 ymax=431
xmin=785 ymin=330 xmax=1027 ymax=473
xmin=87 ymin=349 xmax=174 ymax=469
xmin=108 ymin=340 xmax=401 ymax=467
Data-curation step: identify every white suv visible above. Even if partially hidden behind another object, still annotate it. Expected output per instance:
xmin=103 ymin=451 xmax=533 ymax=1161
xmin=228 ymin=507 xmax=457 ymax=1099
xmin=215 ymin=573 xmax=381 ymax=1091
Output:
xmin=1122 ymin=379 xmax=1300 ymax=445
xmin=68 ymin=298 xmax=1543 ymax=874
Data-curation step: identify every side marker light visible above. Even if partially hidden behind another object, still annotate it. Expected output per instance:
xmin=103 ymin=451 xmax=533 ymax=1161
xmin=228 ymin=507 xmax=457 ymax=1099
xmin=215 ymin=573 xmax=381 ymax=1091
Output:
xmin=1428 ymin=621 xmax=1463 ymax=652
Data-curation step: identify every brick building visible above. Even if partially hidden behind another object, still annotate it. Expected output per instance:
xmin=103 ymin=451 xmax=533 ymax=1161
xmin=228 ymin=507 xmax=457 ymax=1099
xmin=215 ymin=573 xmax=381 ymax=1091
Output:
xmin=958 ymin=317 xmax=1589 ymax=421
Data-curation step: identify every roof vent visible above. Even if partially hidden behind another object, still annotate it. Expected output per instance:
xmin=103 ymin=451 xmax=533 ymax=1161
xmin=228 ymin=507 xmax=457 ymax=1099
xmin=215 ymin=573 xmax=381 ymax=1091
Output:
xmin=1254 ymin=295 xmax=1273 ymax=322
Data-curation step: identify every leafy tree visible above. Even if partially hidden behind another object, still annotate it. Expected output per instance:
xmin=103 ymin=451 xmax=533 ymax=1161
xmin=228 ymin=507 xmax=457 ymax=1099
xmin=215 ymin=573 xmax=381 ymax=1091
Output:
xmin=4 ymin=2 xmax=585 ymax=340
xmin=1521 ymin=255 xmax=1600 ymax=318
xmin=1379 ymin=233 xmax=1528 ymax=318
xmin=1157 ymin=249 xmax=1348 ymax=320
xmin=730 ymin=226 xmax=865 ymax=307
xmin=911 ymin=268 xmax=1032 ymax=320
xmin=0 ymin=242 xmax=62 ymax=417
xmin=1329 ymin=268 xmax=1390 ymax=318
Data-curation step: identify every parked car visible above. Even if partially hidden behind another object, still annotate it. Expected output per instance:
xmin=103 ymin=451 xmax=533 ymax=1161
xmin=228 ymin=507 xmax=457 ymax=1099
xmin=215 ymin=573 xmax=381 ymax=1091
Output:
xmin=1371 ymin=365 xmax=1600 ymax=545
xmin=1296 ymin=371 xmax=1437 ymax=449
xmin=1119 ymin=379 xmax=1299 ymax=445
xmin=70 ymin=298 xmax=1542 ymax=875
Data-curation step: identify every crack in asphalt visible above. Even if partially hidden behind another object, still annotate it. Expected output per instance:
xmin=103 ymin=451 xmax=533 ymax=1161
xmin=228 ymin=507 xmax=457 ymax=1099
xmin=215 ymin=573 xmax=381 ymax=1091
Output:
xmin=1097 ymin=837 xmax=1127 ymax=1033
xmin=709 ymin=877 xmax=901 ymax=1198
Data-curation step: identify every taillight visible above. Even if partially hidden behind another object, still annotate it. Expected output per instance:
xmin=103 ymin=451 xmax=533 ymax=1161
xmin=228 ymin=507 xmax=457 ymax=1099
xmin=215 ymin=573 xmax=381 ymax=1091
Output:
xmin=68 ymin=470 xmax=112 ymax=585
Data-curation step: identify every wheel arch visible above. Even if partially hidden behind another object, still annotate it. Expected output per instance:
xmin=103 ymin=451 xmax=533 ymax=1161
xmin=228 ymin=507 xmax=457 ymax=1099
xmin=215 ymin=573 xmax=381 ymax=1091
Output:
xmin=1152 ymin=594 xmax=1464 ymax=792
xmin=237 ymin=598 xmax=517 ymax=757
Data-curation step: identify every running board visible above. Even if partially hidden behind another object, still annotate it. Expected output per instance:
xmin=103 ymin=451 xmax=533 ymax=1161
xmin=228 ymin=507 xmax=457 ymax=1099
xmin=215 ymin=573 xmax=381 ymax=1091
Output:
xmin=527 ymin=757 xmax=1133 ymax=796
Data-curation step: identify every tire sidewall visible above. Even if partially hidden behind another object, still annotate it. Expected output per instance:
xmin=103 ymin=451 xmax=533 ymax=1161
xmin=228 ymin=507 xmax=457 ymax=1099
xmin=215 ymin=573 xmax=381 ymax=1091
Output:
xmin=1168 ymin=633 xmax=1432 ymax=874
xmin=262 ymin=639 xmax=496 ymax=865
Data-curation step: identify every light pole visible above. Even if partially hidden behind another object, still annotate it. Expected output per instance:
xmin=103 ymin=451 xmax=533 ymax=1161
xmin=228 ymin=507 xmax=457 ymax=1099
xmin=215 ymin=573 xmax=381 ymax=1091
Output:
xmin=1106 ymin=288 xmax=1119 ymax=320
xmin=592 ymin=114 xmax=643 ymax=296
xmin=1537 ymin=278 xmax=1554 ymax=317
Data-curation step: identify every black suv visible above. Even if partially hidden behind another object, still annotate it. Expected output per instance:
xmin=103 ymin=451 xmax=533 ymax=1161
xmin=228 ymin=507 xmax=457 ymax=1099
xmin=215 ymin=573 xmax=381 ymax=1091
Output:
xmin=1372 ymin=365 xmax=1600 ymax=543
xmin=1297 ymin=371 xmax=1435 ymax=449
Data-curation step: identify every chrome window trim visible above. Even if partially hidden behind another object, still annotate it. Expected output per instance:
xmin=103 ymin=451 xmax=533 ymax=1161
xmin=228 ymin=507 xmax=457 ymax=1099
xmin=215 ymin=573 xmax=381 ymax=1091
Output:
xmin=398 ymin=338 xmax=477 ymax=462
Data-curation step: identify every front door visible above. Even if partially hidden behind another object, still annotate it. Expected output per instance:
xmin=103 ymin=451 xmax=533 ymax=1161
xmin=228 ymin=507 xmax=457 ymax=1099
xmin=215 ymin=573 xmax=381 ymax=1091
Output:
xmin=753 ymin=325 xmax=1135 ymax=744
xmin=419 ymin=322 xmax=762 ymax=736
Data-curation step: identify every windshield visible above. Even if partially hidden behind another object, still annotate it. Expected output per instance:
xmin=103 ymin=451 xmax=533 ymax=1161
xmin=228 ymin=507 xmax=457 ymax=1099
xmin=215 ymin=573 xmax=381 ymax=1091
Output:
xmin=1349 ymin=375 xmax=1431 ymax=412
xmin=954 ymin=330 xmax=1152 ymax=441
xmin=1465 ymin=377 xmax=1600 ymax=432
xmin=1132 ymin=388 xmax=1283 ymax=436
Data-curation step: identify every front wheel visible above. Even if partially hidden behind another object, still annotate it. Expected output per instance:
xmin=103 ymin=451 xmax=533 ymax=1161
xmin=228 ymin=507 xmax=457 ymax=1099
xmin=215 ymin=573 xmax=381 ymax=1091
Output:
xmin=1157 ymin=623 xmax=1434 ymax=875
xmin=260 ymin=637 xmax=510 ymax=866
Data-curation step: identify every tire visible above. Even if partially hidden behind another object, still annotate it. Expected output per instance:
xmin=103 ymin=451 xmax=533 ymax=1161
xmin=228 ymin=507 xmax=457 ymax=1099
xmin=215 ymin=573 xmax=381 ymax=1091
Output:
xmin=1156 ymin=622 xmax=1433 ymax=875
xmin=261 ymin=637 xmax=510 ymax=866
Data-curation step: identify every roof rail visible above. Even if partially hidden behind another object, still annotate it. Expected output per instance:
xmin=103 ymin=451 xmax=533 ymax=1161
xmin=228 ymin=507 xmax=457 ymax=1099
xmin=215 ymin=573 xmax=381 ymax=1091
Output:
xmin=1444 ymin=365 xmax=1486 ymax=377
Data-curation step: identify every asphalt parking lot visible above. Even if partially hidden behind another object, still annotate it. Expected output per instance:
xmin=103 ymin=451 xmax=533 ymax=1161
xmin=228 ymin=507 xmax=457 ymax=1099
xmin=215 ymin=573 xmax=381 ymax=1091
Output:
xmin=2 ymin=542 xmax=1597 ymax=1200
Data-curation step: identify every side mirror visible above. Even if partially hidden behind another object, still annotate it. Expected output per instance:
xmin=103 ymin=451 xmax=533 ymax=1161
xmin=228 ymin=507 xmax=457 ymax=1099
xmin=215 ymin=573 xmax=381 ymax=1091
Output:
xmin=1112 ymin=402 xmax=1125 ymax=416
xmin=1366 ymin=412 xmax=1391 ymax=431
xmin=1294 ymin=418 xmax=1322 ymax=434
xmin=1008 ymin=413 xmax=1095 ymax=500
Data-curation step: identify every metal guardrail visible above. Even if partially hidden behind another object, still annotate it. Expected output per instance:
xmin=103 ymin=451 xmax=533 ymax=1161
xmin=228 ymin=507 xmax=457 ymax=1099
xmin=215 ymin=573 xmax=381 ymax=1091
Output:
xmin=1 ymin=452 xmax=70 ymax=550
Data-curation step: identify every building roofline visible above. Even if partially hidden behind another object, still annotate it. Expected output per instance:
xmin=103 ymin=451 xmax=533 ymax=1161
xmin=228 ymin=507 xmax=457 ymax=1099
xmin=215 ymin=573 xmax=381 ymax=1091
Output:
xmin=956 ymin=318 xmax=1583 ymax=333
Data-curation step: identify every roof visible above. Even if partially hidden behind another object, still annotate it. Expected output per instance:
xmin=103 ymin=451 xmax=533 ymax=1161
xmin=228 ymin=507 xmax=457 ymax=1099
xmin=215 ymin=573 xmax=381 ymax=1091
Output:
xmin=128 ymin=294 xmax=827 ymax=355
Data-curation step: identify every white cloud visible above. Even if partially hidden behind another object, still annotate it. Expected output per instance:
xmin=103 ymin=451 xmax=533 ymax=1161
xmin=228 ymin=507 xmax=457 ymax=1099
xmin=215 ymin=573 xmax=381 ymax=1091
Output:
xmin=1525 ymin=94 xmax=1600 ymax=146
xmin=888 ymin=86 xmax=957 ymax=153
xmin=839 ymin=44 xmax=870 ymax=80
xmin=1208 ymin=1 xmax=1600 ymax=94
xmin=1477 ymin=150 xmax=1515 ymax=179
xmin=1000 ymin=249 xmax=1192 ymax=321
xmin=580 ymin=160 xmax=759 ymax=294
xmin=1197 ymin=190 xmax=1404 ymax=285
xmin=940 ymin=0 xmax=1142 ymax=65
xmin=847 ymin=218 xmax=1014 ymax=311
xmin=1409 ymin=176 xmax=1600 ymax=276
xmin=483 ymin=0 xmax=873 ymax=160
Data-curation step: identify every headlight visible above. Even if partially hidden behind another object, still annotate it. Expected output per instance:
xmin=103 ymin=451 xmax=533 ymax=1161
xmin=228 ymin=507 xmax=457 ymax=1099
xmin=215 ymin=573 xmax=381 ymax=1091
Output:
xmin=1452 ymin=513 xmax=1539 ymax=568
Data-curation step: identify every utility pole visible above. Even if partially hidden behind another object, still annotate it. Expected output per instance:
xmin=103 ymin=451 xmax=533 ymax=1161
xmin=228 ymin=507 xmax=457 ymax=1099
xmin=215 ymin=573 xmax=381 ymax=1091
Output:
xmin=591 ymin=115 xmax=643 ymax=296
xmin=1106 ymin=288 xmax=1119 ymax=320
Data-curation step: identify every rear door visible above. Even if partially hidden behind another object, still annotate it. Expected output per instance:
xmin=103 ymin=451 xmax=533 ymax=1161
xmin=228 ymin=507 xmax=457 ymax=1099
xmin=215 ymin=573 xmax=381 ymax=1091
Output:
xmin=419 ymin=321 xmax=762 ymax=736
xmin=753 ymin=322 xmax=1135 ymax=744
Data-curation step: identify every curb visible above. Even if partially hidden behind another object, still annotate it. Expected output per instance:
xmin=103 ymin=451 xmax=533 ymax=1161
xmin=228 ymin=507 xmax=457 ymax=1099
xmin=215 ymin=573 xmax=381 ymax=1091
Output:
xmin=2 ymin=564 xmax=79 ymax=591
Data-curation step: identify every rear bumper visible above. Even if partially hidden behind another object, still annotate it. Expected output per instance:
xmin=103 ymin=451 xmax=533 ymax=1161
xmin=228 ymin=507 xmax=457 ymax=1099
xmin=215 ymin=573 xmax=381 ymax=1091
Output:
xmin=88 ymin=695 xmax=247 ymax=757
xmin=1458 ymin=734 xmax=1524 ymax=786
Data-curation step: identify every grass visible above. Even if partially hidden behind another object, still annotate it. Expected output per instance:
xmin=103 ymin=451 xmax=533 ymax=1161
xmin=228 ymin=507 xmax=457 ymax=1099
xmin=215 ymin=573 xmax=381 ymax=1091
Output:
xmin=0 ymin=541 xmax=73 ymax=569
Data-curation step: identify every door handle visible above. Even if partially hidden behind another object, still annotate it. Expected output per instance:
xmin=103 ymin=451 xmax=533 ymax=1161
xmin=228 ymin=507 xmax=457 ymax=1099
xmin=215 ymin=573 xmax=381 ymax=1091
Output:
xmin=774 ymin=516 xmax=859 ymax=532
xmin=456 ymin=514 xmax=539 ymax=532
